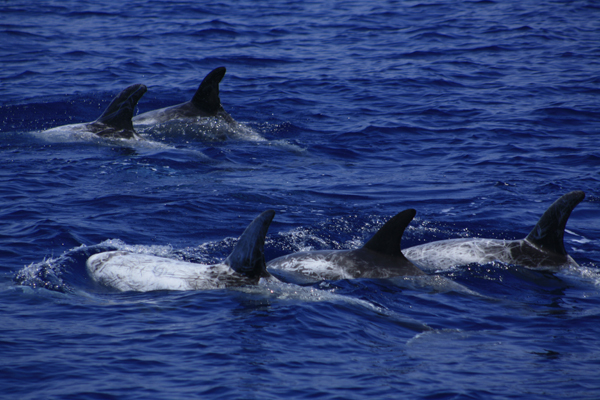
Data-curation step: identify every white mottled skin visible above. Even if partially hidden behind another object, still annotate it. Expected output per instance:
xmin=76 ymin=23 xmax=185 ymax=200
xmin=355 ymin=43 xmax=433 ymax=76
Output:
xmin=267 ymin=248 xmax=425 ymax=282
xmin=86 ymin=210 xmax=276 ymax=292
xmin=403 ymin=238 xmax=578 ymax=272
xmin=404 ymin=191 xmax=585 ymax=272
xmin=268 ymin=251 xmax=358 ymax=281
xmin=87 ymin=251 xmax=255 ymax=292
xmin=43 ymin=123 xmax=141 ymax=140
xmin=133 ymin=104 xmax=234 ymax=126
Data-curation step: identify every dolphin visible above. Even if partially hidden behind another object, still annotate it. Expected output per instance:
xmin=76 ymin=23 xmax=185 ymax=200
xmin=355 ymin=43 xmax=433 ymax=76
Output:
xmin=43 ymin=84 xmax=147 ymax=139
xmin=86 ymin=210 xmax=275 ymax=292
xmin=267 ymin=209 xmax=426 ymax=283
xmin=132 ymin=66 xmax=234 ymax=126
xmin=402 ymin=191 xmax=585 ymax=272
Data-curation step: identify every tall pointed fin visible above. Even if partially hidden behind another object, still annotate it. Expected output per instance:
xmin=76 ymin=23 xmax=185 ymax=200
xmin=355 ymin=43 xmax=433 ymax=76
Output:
xmin=363 ymin=209 xmax=416 ymax=257
xmin=191 ymin=67 xmax=226 ymax=115
xmin=525 ymin=191 xmax=585 ymax=255
xmin=225 ymin=210 xmax=275 ymax=280
xmin=96 ymin=84 xmax=147 ymax=130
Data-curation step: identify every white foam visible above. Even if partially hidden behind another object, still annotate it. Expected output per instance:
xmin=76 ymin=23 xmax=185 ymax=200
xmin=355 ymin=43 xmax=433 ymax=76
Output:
xmin=557 ymin=264 xmax=600 ymax=288
xmin=388 ymin=275 xmax=483 ymax=297
xmin=237 ymin=277 xmax=431 ymax=332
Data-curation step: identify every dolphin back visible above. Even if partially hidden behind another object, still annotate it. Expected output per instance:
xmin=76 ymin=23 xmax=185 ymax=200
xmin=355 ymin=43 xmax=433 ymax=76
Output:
xmin=525 ymin=191 xmax=585 ymax=255
xmin=191 ymin=66 xmax=226 ymax=115
xmin=363 ymin=209 xmax=416 ymax=257
xmin=224 ymin=210 xmax=276 ymax=281
xmin=96 ymin=84 xmax=147 ymax=131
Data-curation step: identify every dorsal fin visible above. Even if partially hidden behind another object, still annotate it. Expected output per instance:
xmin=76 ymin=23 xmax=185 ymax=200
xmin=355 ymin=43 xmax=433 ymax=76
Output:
xmin=225 ymin=210 xmax=275 ymax=281
xmin=96 ymin=84 xmax=147 ymax=130
xmin=191 ymin=67 xmax=226 ymax=115
xmin=525 ymin=191 xmax=585 ymax=255
xmin=363 ymin=209 xmax=416 ymax=257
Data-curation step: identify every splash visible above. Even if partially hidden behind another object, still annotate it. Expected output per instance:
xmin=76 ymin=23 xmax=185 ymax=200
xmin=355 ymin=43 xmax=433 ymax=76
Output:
xmin=237 ymin=277 xmax=431 ymax=332
xmin=14 ymin=254 xmax=70 ymax=293
xmin=558 ymin=263 xmax=600 ymax=288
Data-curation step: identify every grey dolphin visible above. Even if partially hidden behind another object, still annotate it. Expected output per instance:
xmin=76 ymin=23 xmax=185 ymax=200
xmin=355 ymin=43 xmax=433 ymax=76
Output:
xmin=132 ymin=66 xmax=234 ymax=125
xmin=267 ymin=209 xmax=425 ymax=282
xmin=403 ymin=191 xmax=585 ymax=272
xmin=44 ymin=84 xmax=147 ymax=139
xmin=86 ymin=210 xmax=275 ymax=292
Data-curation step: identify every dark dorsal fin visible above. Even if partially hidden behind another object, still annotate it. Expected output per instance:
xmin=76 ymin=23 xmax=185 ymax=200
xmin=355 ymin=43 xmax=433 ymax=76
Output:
xmin=225 ymin=210 xmax=275 ymax=281
xmin=363 ymin=209 xmax=416 ymax=257
xmin=191 ymin=67 xmax=226 ymax=115
xmin=525 ymin=191 xmax=585 ymax=255
xmin=96 ymin=84 xmax=147 ymax=130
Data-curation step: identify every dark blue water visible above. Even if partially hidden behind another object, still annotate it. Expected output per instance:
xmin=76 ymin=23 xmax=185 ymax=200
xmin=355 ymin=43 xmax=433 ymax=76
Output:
xmin=2 ymin=1 xmax=600 ymax=398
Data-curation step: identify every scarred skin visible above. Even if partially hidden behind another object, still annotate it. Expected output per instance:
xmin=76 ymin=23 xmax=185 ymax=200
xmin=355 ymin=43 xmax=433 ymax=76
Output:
xmin=44 ymin=84 xmax=147 ymax=139
xmin=86 ymin=210 xmax=275 ymax=292
xmin=133 ymin=66 xmax=235 ymax=126
xmin=268 ymin=209 xmax=425 ymax=283
xmin=403 ymin=191 xmax=584 ymax=272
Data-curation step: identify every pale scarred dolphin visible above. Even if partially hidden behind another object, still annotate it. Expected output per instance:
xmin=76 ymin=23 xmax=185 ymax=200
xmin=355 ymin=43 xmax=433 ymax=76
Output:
xmin=403 ymin=191 xmax=585 ymax=272
xmin=86 ymin=210 xmax=275 ymax=292
xmin=44 ymin=84 xmax=147 ymax=139
xmin=267 ymin=209 xmax=426 ymax=282
xmin=132 ymin=66 xmax=234 ymax=126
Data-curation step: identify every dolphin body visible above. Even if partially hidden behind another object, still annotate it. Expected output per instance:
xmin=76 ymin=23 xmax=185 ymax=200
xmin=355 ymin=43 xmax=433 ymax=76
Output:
xmin=132 ymin=67 xmax=234 ymax=126
xmin=86 ymin=210 xmax=275 ymax=292
xmin=267 ymin=209 xmax=426 ymax=283
xmin=44 ymin=84 xmax=147 ymax=139
xmin=403 ymin=191 xmax=585 ymax=272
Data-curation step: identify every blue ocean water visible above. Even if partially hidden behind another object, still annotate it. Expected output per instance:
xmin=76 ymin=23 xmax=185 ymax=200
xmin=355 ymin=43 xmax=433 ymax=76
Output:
xmin=1 ymin=0 xmax=600 ymax=398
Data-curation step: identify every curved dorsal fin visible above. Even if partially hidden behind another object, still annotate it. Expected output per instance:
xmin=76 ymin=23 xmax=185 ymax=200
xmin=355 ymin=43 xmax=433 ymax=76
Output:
xmin=96 ymin=84 xmax=147 ymax=130
xmin=225 ymin=210 xmax=275 ymax=281
xmin=191 ymin=66 xmax=226 ymax=115
xmin=363 ymin=209 xmax=416 ymax=257
xmin=525 ymin=191 xmax=585 ymax=255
